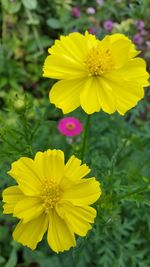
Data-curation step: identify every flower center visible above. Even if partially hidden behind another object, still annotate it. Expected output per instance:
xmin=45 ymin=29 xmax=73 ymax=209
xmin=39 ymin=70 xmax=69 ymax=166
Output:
xmin=85 ymin=46 xmax=114 ymax=76
xmin=66 ymin=122 xmax=76 ymax=131
xmin=41 ymin=180 xmax=61 ymax=212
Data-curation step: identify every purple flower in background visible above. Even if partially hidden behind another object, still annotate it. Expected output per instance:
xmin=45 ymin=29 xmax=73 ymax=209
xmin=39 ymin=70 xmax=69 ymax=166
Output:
xmin=103 ymin=20 xmax=113 ymax=31
xmin=71 ymin=7 xmax=80 ymax=18
xmin=134 ymin=20 xmax=145 ymax=31
xmin=86 ymin=7 xmax=96 ymax=14
xmin=88 ymin=27 xmax=97 ymax=34
xmin=140 ymin=29 xmax=147 ymax=36
xmin=133 ymin=34 xmax=143 ymax=45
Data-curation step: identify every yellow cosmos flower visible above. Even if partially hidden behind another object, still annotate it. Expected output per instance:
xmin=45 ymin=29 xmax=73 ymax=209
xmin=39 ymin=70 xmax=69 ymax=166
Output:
xmin=43 ymin=32 xmax=149 ymax=115
xmin=2 ymin=149 xmax=101 ymax=253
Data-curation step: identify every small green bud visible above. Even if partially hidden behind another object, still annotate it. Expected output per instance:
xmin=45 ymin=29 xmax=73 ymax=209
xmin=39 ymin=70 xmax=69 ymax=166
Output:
xmin=13 ymin=99 xmax=26 ymax=113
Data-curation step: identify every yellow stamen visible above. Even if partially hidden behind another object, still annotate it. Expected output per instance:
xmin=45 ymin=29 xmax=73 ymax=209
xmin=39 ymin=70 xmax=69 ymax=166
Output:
xmin=41 ymin=180 xmax=61 ymax=212
xmin=66 ymin=122 xmax=75 ymax=131
xmin=85 ymin=46 xmax=114 ymax=76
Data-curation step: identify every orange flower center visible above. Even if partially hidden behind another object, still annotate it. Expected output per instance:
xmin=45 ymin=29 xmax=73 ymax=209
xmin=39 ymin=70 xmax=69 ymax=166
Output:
xmin=41 ymin=180 xmax=61 ymax=212
xmin=66 ymin=122 xmax=76 ymax=131
xmin=85 ymin=46 xmax=114 ymax=76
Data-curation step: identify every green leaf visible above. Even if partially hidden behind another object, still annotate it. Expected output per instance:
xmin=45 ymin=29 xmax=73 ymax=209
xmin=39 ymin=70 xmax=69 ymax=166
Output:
xmin=0 ymin=256 xmax=6 ymax=265
xmin=1 ymin=0 xmax=21 ymax=14
xmin=26 ymin=18 xmax=39 ymax=25
xmin=0 ymin=226 xmax=9 ymax=241
xmin=47 ymin=18 xmax=61 ymax=29
xmin=23 ymin=249 xmax=62 ymax=267
xmin=0 ymin=78 xmax=8 ymax=88
xmin=21 ymin=0 xmax=37 ymax=10
xmin=143 ymin=200 xmax=150 ymax=206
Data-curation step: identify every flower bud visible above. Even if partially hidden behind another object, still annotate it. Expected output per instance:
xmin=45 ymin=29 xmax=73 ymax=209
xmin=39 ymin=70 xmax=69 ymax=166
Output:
xmin=13 ymin=99 xmax=26 ymax=113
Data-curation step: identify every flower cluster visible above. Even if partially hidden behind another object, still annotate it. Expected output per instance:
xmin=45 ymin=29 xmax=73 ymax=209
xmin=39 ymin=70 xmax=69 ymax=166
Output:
xmin=2 ymin=30 xmax=149 ymax=255
xmin=3 ymin=150 xmax=101 ymax=252
xmin=133 ymin=20 xmax=147 ymax=46
xmin=43 ymin=32 xmax=149 ymax=115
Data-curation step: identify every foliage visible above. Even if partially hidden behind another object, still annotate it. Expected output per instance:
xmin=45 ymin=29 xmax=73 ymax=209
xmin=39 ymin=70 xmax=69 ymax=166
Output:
xmin=0 ymin=0 xmax=150 ymax=266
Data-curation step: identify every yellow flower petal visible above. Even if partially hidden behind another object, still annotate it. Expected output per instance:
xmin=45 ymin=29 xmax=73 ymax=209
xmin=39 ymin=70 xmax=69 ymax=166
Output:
xmin=110 ymin=40 xmax=131 ymax=68
xmin=56 ymin=202 xmax=96 ymax=236
xmin=3 ymin=186 xmax=24 ymax=214
xmin=80 ymin=77 xmax=101 ymax=114
xmin=85 ymin=30 xmax=98 ymax=48
xmin=62 ymin=177 xmax=101 ymax=205
xmin=50 ymin=33 xmax=86 ymax=58
xmin=110 ymin=33 xmax=139 ymax=58
xmin=49 ymin=32 xmax=97 ymax=61
xmin=116 ymin=88 xmax=144 ymax=115
xmin=43 ymin=32 xmax=98 ymax=80
xmin=98 ymin=77 xmax=117 ymax=114
xmin=50 ymin=78 xmax=86 ymax=114
xmin=13 ymin=213 xmax=48 ymax=250
xmin=80 ymin=77 xmax=116 ymax=114
xmin=42 ymin=149 xmax=64 ymax=183
xmin=33 ymin=151 xmax=45 ymax=180
xmin=47 ymin=209 xmax=76 ymax=253
xmin=43 ymin=54 xmax=87 ymax=80
xmin=14 ymin=197 xmax=44 ymax=223
xmin=8 ymin=157 xmax=42 ymax=196
xmin=3 ymin=149 xmax=101 ymax=253
xmin=43 ymin=32 xmax=149 ymax=115
xmin=63 ymin=155 xmax=90 ymax=184
xmin=103 ymin=73 xmax=145 ymax=115
xmin=112 ymin=58 xmax=149 ymax=86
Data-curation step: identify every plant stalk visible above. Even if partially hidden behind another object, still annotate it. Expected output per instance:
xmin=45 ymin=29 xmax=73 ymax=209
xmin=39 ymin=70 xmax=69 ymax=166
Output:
xmin=80 ymin=115 xmax=90 ymax=163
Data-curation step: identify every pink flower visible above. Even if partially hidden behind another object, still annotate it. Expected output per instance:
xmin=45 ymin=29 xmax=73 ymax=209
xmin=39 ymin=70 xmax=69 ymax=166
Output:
xmin=71 ymin=7 xmax=80 ymax=18
xmin=88 ymin=27 xmax=97 ymax=34
xmin=58 ymin=117 xmax=83 ymax=137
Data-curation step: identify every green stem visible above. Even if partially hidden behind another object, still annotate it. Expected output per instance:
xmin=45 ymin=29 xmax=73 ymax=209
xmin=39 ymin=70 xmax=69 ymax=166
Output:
xmin=57 ymin=250 xmax=75 ymax=267
xmin=117 ymin=186 xmax=150 ymax=201
xmin=20 ymin=114 xmax=34 ymax=158
xmin=69 ymin=250 xmax=76 ymax=267
xmin=81 ymin=115 xmax=90 ymax=163
xmin=0 ymin=134 xmax=21 ymax=153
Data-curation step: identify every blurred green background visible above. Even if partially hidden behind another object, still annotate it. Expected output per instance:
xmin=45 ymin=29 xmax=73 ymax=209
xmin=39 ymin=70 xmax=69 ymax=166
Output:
xmin=0 ymin=0 xmax=150 ymax=266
